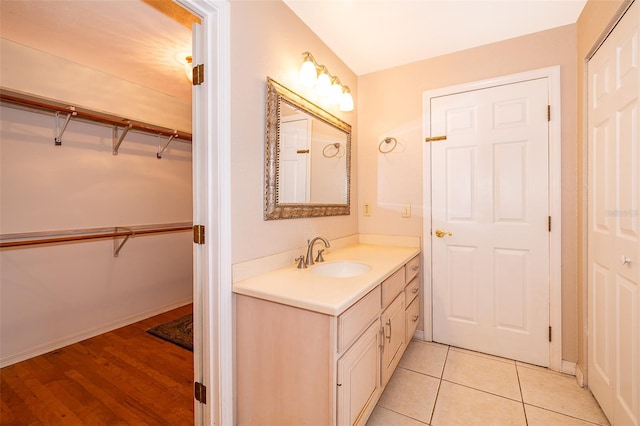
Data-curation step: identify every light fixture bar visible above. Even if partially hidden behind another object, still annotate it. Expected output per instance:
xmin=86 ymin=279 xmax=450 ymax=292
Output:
xmin=298 ymin=51 xmax=354 ymax=112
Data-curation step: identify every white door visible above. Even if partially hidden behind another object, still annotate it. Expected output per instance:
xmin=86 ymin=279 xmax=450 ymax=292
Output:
xmin=279 ymin=117 xmax=310 ymax=203
xmin=588 ymin=1 xmax=639 ymax=424
xmin=430 ymin=78 xmax=551 ymax=366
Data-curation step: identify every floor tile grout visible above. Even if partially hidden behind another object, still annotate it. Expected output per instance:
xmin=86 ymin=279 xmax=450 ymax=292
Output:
xmin=439 ymin=378 xmax=523 ymax=403
xmin=369 ymin=341 xmax=609 ymax=426
xmin=427 ymin=344 xmax=450 ymax=425
xmin=515 ymin=360 xmax=529 ymax=425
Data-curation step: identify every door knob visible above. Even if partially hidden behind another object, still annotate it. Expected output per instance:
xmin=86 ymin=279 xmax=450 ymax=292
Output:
xmin=435 ymin=229 xmax=453 ymax=238
xmin=621 ymin=256 xmax=632 ymax=265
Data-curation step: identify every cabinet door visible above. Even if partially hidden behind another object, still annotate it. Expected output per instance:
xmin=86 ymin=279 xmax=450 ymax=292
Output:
xmin=337 ymin=319 xmax=381 ymax=426
xmin=381 ymin=294 xmax=406 ymax=386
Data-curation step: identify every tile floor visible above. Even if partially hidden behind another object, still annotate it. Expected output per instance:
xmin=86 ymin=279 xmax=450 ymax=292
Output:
xmin=367 ymin=340 xmax=610 ymax=426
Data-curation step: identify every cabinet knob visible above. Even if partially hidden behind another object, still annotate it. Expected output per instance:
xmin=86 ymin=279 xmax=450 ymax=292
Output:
xmin=621 ymin=256 xmax=632 ymax=265
xmin=412 ymin=315 xmax=419 ymax=323
xmin=411 ymin=287 xmax=419 ymax=294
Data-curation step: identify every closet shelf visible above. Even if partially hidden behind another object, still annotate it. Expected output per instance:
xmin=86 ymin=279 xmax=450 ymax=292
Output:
xmin=0 ymin=222 xmax=192 ymax=256
xmin=0 ymin=89 xmax=192 ymax=156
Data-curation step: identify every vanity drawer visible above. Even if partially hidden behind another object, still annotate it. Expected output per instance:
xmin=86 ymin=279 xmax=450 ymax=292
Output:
xmin=381 ymin=268 xmax=405 ymax=308
xmin=338 ymin=286 xmax=381 ymax=354
xmin=406 ymin=297 xmax=419 ymax=343
xmin=405 ymin=255 xmax=420 ymax=283
xmin=404 ymin=277 xmax=419 ymax=306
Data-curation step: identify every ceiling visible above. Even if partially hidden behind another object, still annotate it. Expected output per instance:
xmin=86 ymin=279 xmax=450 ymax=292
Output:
xmin=0 ymin=0 xmax=587 ymax=101
xmin=284 ymin=0 xmax=588 ymax=76
xmin=0 ymin=0 xmax=197 ymax=103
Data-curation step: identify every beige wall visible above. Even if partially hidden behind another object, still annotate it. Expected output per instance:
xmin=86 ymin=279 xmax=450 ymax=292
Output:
xmin=358 ymin=25 xmax=579 ymax=361
xmin=0 ymin=39 xmax=191 ymax=132
xmin=576 ymin=0 xmax=626 ymax=377
xmin=229 ymin=1 xmax=358 ymax=264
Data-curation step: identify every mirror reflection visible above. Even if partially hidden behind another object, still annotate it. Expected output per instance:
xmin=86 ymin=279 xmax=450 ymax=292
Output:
xmin=279 ymin=102 xmax=347 ymax=204
xmin=265 ymin=78 xmax=351 ymax=220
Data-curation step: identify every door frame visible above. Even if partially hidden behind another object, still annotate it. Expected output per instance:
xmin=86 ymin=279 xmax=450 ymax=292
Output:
xmin=422 ymin=66 xmax=563 ymax=372
xmin=174 ymin=0 xmax=232 ymax=425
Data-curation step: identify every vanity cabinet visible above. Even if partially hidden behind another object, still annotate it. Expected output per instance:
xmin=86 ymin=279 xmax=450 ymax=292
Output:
xmin=235 ymin=252 xmax=421 ymax=426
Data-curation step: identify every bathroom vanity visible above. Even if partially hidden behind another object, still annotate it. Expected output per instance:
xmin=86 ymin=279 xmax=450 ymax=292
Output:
xmin=234 ymin=244 xmax=420 ymax=425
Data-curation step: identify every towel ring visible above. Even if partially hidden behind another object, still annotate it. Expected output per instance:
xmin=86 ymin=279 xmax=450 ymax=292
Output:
xmin=323 ymin=143 xmax=341 ymax=158
xmin=379 ymin=137 xmax=397 ymax=154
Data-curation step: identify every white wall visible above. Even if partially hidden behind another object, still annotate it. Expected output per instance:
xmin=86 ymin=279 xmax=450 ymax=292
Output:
xmin=0 ymin=50 xmax=193 ymax=366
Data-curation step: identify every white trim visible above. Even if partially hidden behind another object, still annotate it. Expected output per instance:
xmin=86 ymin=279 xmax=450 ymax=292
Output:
xmin=412 ymin=329 xmax=425 ymax=341
xmin=422 ymin=66 xmax=563 ymax=371
xmin=174 ymin=1 xmax=232 ymax=425
xmin=576 ymin=363 xmax=586 ymax=387
xmin=561 ymin=360 xmax=577 ymax=376
xmin=0 ymin=298 xmax=192 ymax=368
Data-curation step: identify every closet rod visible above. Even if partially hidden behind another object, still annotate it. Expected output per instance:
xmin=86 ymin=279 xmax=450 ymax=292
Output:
xmin=0 ymin=91 xmax=192 ymax=142
xmin=0 ymin=222 xmax=192 ymax=248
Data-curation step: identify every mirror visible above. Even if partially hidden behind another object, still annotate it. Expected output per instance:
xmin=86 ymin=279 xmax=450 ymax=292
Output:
xmin=265 ymin=77 xmax=351 ymax=220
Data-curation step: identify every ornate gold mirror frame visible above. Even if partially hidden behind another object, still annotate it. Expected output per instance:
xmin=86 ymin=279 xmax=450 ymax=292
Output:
xmin=264 ymin=77 xmax=351 ymax=220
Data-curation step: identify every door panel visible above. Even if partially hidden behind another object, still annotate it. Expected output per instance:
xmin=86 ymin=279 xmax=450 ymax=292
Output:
xmin=494 ymin=248 xmax=528 ymax=331
xmin=431 ymin=78 xmax=550 ymax=366
xmin=279 ymin=117 xmax=310 ymax=203
xmin=588 ymin=2 xmax=639 ymax=424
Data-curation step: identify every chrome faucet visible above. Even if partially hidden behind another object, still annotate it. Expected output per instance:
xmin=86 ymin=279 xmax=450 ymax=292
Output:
xmin=306 ymin=236 xmax=330 ymax=266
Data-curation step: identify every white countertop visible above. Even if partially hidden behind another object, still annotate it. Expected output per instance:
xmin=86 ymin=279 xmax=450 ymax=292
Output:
xmin=232 ymin=244 xmax=420 ymax=316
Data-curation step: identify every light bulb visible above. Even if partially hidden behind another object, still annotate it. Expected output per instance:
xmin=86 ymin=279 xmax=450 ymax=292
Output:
xmin=340 ymin=90 xmax=354 ymax=112
xmin=299 ymin=58 xmax=317 ymax=87
xmin=184 ymin=56 xmax=193 ymax=83
xmin=316 ymin=69 xmax=331 ymax=96
xmin=329 ymin=81 xmax=343 ymax=105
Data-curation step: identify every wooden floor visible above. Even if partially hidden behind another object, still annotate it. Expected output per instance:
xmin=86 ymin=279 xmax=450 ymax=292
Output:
xmin=1 ymin=304 xmax=194 ymax=425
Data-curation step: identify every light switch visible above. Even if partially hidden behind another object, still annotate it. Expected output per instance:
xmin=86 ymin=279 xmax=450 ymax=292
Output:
xmin=402 ymin=204 xmax=411 ymax=218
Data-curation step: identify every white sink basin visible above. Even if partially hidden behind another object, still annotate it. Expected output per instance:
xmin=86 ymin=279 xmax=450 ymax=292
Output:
xmin=311 ymin=261 xmax=371 ymax=278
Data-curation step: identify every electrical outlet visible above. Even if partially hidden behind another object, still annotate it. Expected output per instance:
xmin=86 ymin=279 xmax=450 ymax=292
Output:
xmin=363 ymin=204 xmax=372 ymax=216
xmin=402 ymin=204 xmax=411 ymax=218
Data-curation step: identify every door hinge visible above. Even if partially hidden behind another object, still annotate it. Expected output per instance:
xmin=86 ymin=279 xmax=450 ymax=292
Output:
xmin=549 ymin=326 xmax=552 ymax=342
xmin=548 ymin=216 xmax=552 ymax=232
xmin=194 ymin=382 xmax=207 ymax=404
xmin=547 ymin=105 xmax=551 ymax=121
xmin=192 ymin=64 xmax=204 ymax=86
xmin=193 ymin=225 xmax=205 ymax=244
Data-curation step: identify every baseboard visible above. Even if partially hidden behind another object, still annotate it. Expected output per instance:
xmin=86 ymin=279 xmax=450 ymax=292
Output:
xmin=0 ymin=297 xmax=193 ymax=368
xmin=413 ymin=329 xmax=425 ymax=341
xmin=575 ymin=363 xmax=585 ymax=387
xmin=561 ymin=360 xmax=577 ymax=376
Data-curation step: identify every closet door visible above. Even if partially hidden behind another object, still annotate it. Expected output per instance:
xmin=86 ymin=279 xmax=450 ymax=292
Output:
xmin=588 ymin=2 xmax=639 ymax=424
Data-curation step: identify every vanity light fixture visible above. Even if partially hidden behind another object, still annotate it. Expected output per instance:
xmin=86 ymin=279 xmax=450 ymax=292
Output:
xmin=298 ymin=51 xmax=354 ymax=112
xmin=184 ymin=55 xmax=193 ymax=83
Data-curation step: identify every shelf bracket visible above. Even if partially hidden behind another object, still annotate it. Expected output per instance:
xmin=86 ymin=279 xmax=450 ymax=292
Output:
xmin=112 ymin=122 xmax=133 ymax=155
xmin=54 ymin=108 xmax=76 ymax=145
xmin=113 ymin=227 xmax=134 ymax=257
xmin=156 ymin=132 xmax=178 ymax=159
